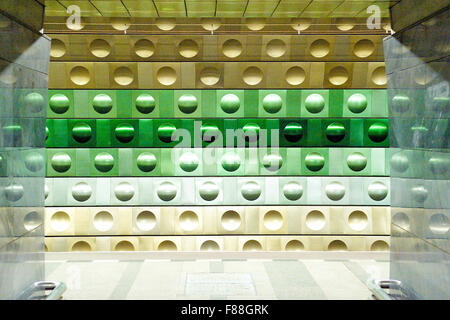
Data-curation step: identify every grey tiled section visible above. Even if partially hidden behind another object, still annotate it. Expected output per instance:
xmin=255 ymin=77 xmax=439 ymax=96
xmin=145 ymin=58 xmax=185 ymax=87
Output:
xmin=384 ymin=8 xmax=450 ymax=300
xmin=0 ymin=10 xmax=50 ymax=299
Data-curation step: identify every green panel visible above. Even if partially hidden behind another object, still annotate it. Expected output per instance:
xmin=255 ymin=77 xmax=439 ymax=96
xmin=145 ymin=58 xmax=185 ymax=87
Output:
xmin=47 ymin=90 xmax=74 ymax=118
xmin=68 ymin=119 xmax=97 ymax=148
xmin=117 ymin=90 xmax=132 ymax=118
xmin=89 ymin=148 xmax=119 ymax=176
xmin=301 ymin=90 xmax=329 ymax=117
xmin=243 ymin=90 xmax=259 ymax=118
xmin=371 ymin=89 xmax=388 ymax=117
xmin=364 ymin=119 xmax=390 ymax=147
xmin=87 ymin=90 xmax=118 ymax=118
xmin=301 ymin=148 xmax=329 ymax=175
xmin=131 ymin=90 xmax=160 ymax=118
xmin=132 ymin=148 xmax=161 ymax=176
xmin=258 ymin=90 xmax=287 ymax=118
xmin=279 ymin=119 xmax=308 ymax=147
xmin=159 ymin=90 xmax=175 ymax=117
xmin=174 ymin=90 xmax=202 ymax=118
xmin=329 ymin=90 xmax=344 ymax=117
xmin=109 ymin=119 xmax=139 ymax=147
xmin=321 ymin=119 xmax=350 ymax=147
xmin=343 ymin=90 xmax=372 ymax=118
xmin=216 ymin=90 xmax=245 ymax=118
xmin=285 ymin=90 xmax=302 ymax=117
xmin=46 ymin=148 xmax=76 ymax=176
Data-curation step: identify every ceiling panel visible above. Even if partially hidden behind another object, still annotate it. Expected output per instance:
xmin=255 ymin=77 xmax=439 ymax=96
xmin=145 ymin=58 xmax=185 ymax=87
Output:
xmin=121 ymin=1 xmax=158 ymax=17
xmin=58 ymin=0 xmax=102 ymax=16
xmin=186 ymin=0 xmax=216 ymax=17
xmin=90 ymin=0 xmax=129 ymax=17
xmin=154 ymin=0 xmax=186 ymax=17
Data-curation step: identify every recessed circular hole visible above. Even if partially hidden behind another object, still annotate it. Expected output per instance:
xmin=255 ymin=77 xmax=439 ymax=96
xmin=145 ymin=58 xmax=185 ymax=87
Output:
xmin=135 ymin=94 xmax=156 ymax=114
xmin=353 ymin=39 xmax=375 ymax=58
xmin=266 ymin=39 xmax=286 ymax=58
xmin=306 ymin=210 xmax=326 ymax=231
xmin=157 ymin=66 xmax=177 ymax=86
xmin=179 ymin=152 xmax=199 ymax=172
xmin=309 ymin=39 xmax=330 ymax=58
xmin=178 ymin=39 xmax=199 ymax=58
xmin=347 ymin=93 xmax=367 ymax=113
xmin=222 ymin=39 xmax=242 ymax=58
xmin=262 ymin=153 xmax=283 ymax=172
xmin=157 ymin=182 xmax=177 ymax=201
xmin=70 ymin=66 xmax=90 ymax=86
xmin=24 ymin=152 xmax=44 ymax=172
xmin=136 ymin=152 xmax=157 ymax=172
xmin=177 ymin=94 xmax=198 ymax=114
xmin=111 ymin=17 xmax=131 ymax=31
xmin=158 ymin=240 xmax=177 ymax=251
xmin=94 ymin=152 xmax=114 ymax=172
xmin=328 ymin=66 xmax=349 ymax=86
xmin=50 ymin=211 xmax=70 ymax=232
xmin=114 ymin=123 xmax=135 ymax=143
xmin=392 ymin=212 xmax=409 ymax=230
xmin=283 ymin=182 xmax=303 ymax=201
xmin=368 ymin=181 xmax=388 ymax=201
xmin=89 ymin=39 xmax=111 ymax=58
xmin=72 ymin=182 xmax=92 ymax=202
xmin=305 ymin=93 xmax=325 ymax=113
xmin=156 ymin=18 xmax=176 ymax=31
xmin=285 ymin=240 xmax=304 ymax=251
xmin=328 ymin=240 xmax=347 ymax=251
xmin=49 ymin=93 xmax=70 ymax=114
xmin=114 ymin=66 xmax=134 ymax=86
xmin=325 ymin=182 xmax=346 ymax=201
xmin=93 ymin=211 xmax=114 ymax=232
xmin=134 ymin=39 xmax=155 ymax=58
xmin=326 ymin=122 xmax=346 ymax=143
xmin=243 ymin=240 xmax=262 ymax=251
xmin=158 ymin=123 xmax=177 ymax=143
xmin=179 ymin=211 xmax=199 ymax=231
xmin=221 ymin=210 xmax=241 ymax=231
xmin=246 ymin=18 xmax=265 ymax=31
xmin=305 ymin=152 xmax=325 ymax=172
xmin=371 ymin=66 xmax=387 ymax=85
xmin=114 ymin=240 xmax=135 ymax=251
xmin=262 ymin=94 xmax=283 ymax=114
xmin=290 ymin=18 xmax=311 ymax=31
xmin=263 ymin=210 xmax=283 ymax=231
xmin=92 ymin=93 xmax=113 ymax=114
xmin=348 ymin=210 xmax=368 ymax=231
xmin=221 ymin=152 xmax=241 ymax=172
xmin=114 ymin=182 xmax=135 ymax=202
xmin=136 ymin=211 xmax=157 ymax=231
xmin=285 ymin=66 xmax=306 ymax=86
xmin=220 ymin=93 xmax=240 ymax=114
xmin=50 ymin=39 xmax=66 ymax=58
xmin=429 ymin=213 xmax=449 ymax=234
xmin=336 ymin=18 xmax=354 ymax=31
xmin=5 ymin=184 xmax=24 ymax=202
xmin=24 ymin=211 xmax=42 ymax=231
xmin=200 ymin=240 xmax=220 ymax=251
xmin=199 ymin=181 xmax=219 ymax=201
xmin=241 ymin=181 xmax=261 ymax=201
xmin=347 ymin=152 xmax=367 ymax=172
xmin=283 ymin=122 xmax=303 ymax=142
xmin=243 ymin=66 xmax=263 ymax=86
xmin=72 ymin=241 xmax=91 ymax=252
xmin=370 ymin=240 xmax=389 ymax=251
xmin=200 ymin=67 xmax=221 ymax=86
xmin=368 ymin=122 xmax=388 ymax=143
xmin=201 ymin=18 xmax=221 ymax=31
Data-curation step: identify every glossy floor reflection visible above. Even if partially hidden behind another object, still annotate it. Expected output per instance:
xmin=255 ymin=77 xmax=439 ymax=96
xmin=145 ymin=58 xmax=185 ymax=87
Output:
xmin=45 ymin=252 xmax=389 ymax=300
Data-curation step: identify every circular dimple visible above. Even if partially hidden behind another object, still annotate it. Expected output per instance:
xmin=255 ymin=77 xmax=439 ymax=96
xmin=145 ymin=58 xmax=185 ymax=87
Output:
xmin=177 ymin=94 xmax=198 ymax=114
xmin=262 ymin=153 xmax=283 ymax=172
xmin=222 ymin=39 xmax=242 ymax=58
xmin=200 ymin=67 xmax=221 ymax=86
xmin=89 ymin=39 xmax=111 ymax=58
xmin=347 ymin=152 xmax=367 ymax=171
xmin=136 ymin=152 xmax=157 ymax=172
xmin=221 ymin=152 xmax=241 ymax=172
xmin=114 ymin=241 xmax=135 ymax=251
xmin=347 ymin=93 xmax=367 ymax=113
xmin=135 ymin=94 xmax=155 ymax=114
xmin=411 ymin=185 xmax=428 ymax=203
xmin=392 ymin=95 xmax=410 ymax=113
xmin=283 ymin=182 xmax=303 ymax=201
xmin=285 ymin=240 xmax=304 ymax=251
xmin=114 ymin=182 xmax=135 ymax=202
xmin=305 ymin=94 xmax=325 ymax=113
xmin=309 ymin=39 xmax=330 ymax=58
xmin=134 ymin=39 xmax=155 ymax=58
xmin=286 ymin=66 xmax=306 ymax=86
xmin=264 ymin=210 xmax=283 ymax=231
xmin=390 ymin=152 xmax=409 ymax=173
xmin=24 ymin=92 xmax=44 ymax=113
xmin=368 ymin=181 xmax=388 ymax=201
xmin=25 ymin=152 xmax=44 ymax=172
xmin=72 ymin=182 xmax=92 ymax=202
xmin=241 ymin=181 xmax=261 ymax=201
xmin=24 ymin=211 xmax=42 ymax=231
xmin=157 ymin=182 xmax=177 ymax=201
xmin=179 ymin=211 xmax=199 ymax=231
xmin=5 ymin=184 xmax=24 ymax=202
xmin=306 ymin=210 xmax=326 ymax=231
xmin=72 ymin=241 xmax=91 ymax=252
xmin=158 ymin=123 xmax=177 ymax=143
xmin=200 ymin=240 xmax=220 ymax=251
xmin=353 ymin=39 xmax=375 ymax=58
xmin=93 ymin=93 xmax=113 ymax=114
xmin=370 ymin=240 xmax=389 ymax=251
xmin=179 ymin=152 xmax=199 ymax=172
xmin=50 ymin=211 xmax=70 ymax=232
xmin=242 ymin=123 xmax=260 ymax=142
xmin=348 ymin=210 xmax=368 ymax=231
xmin=111 ymin=17 xmax=131 ymax=31
xmin=45 ymin=184 xmax=49 ymax=199
xmin=243 ymin=66 xmax=263 ymax=86
xmin=371 ymin=66 xmax=387 ymax=85
xmin=326 ymin=182 xmax=346 ymax=201
xmin=393 ymin=212 xmax=409 ymax=230
xmin=114 ymin=66 xmax=134 ymax=86
xmin=156 ymin=18 xmax=176 ymax=31
xmin=178 ymin=39 xmax=199 ymax=58
xmin=431 ymin=96 xmax=450 ymax=112
xmin=49 ymin=94 xmax=70 ymax=114
xmin=246 ymin=18 xmax=265 ymax=31
xmin=328 ymin=240 xmax=348 ymax=251
xmin=243 ymin=240 xmax=262 ymax=251
xmin=136 ymin=211 xmax=157 ymax=231
xmin=221 ymin=210 xmax=241 ymax=231
xmin=115 ymin=123 xmax=135 ymax=143
xmin=94 ymin=152 xmax=114 ymax=172
xmin=428 ymin=156 xmax=449 ymax=175
xmin=50 ymin=39 xmax=66 ymax=58
xmin=283 ymin=122 xmax=303 ymax=142
xmin=201 ymin=123 xmax=220 ymax=143
xmin=70 ymin=66 xmax=90 ymax=86
xmin=93 ymin=211 xmax=114 ymax=232
xmin=336 ymin=19 xmax=354 ymax=31
xmin=290 ymin=18 xmax=311 ymax=31
xmin=158 ymin=240 xmax=177 ymax=251
xmin=51 ymin=153 xmax=71 ymax=173
xmin=305 ymin=152 xmax=325 ymax=172
xmin=220 ymin=94 xmax=240 ymax=114
xmin=266 ymin=39 xmax=286 ymax=58
xmin=368 ymin=122 xmax=388 ymax=143
xmin=328 ymin=66 xmax=349 ymax=86
xmin=157 ymin=66 xmax=177 ymax=86
xmin=429 ymin=213 xmax=449 ymax=234
xmin=199 ymin=181 xmax=219 ymax=201
xmin=262 ymin=94 xmax=283 ymax=113
xmin=201 ymin=18 xmax=221 ymax=31
xmin=326 ymin=122 xmax=346 ymax=143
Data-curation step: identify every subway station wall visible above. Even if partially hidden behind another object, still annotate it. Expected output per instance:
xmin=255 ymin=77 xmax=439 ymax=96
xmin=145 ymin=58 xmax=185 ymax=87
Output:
xmin=45 ymin=30 xmax=390 ymax=252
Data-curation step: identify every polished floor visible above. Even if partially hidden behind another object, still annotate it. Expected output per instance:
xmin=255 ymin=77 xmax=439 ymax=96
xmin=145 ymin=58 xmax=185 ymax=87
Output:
xmin=45 ymin=252 xmax=389 ymax=300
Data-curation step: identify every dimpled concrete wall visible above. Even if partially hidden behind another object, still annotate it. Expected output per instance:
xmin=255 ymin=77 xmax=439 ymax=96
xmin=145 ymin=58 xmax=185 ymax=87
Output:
xmin=44 ymin=19 xmax=390 ymax=252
